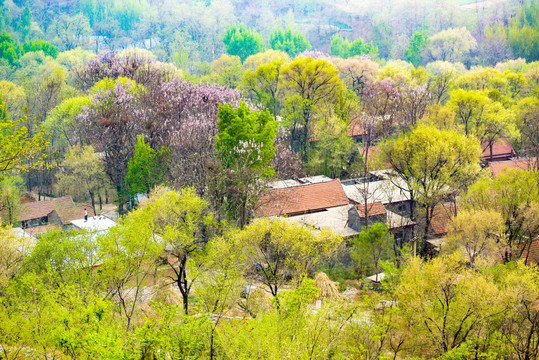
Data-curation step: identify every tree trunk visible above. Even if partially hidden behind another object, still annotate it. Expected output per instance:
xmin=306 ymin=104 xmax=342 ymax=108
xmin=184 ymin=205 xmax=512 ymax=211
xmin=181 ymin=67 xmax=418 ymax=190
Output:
xmin=89 ymin=191 xmax=96 ymax=216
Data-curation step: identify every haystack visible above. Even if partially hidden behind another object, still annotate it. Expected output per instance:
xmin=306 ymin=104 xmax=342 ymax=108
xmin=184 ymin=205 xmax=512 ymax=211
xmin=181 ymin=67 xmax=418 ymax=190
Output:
xmin=314 ymin=272 xmax=342 ymax=301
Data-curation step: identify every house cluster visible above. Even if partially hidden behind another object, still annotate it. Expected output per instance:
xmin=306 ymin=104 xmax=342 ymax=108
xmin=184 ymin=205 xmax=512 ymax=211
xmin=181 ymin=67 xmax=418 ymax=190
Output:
xmin=255 ymin=174 xmax=415 ymax=243
xmin=11 ymin=196 xmax=116 ymax=238
xmin=255 ymin=136 xmax=539 ymax=270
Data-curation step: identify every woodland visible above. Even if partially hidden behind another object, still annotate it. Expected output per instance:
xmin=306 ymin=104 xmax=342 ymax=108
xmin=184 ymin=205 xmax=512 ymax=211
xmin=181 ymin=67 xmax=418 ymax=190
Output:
xmin=0 ymin=0 xmax=539 ymax=359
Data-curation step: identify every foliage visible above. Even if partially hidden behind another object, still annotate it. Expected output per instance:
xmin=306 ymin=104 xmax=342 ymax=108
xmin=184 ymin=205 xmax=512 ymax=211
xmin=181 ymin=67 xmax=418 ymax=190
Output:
xmin=56 ymin=145 xmax=110 ymax=214
xmin=269 ymin=28 xmax=311 ymax=57
xmin=0 ymin=175 xmax=23 ymax=225
xmin=125 ymin=134 xmax=170 ymax=199
xmin=463 ymin=169 xmax=539 ymax=261
xmin=330 ymin=34 xmax=378 ymax=59
xmin=351 ymin=222 xmax=394 ymax=277
xmin=222 ymin=24 xmax=265 ymax=62
xmin=380 ymin=125 xmax=482 ymax=240
xmin=405 ymin=31 xmax=428 ymax=67
xmin=235 ymin=217 xmax=342 ymax=296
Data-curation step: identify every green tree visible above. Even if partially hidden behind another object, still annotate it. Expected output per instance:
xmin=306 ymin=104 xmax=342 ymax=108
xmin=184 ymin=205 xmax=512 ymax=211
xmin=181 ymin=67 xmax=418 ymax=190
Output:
xmin=426 ymin=27 xmax=477 ymax=62
xmin=307 ymin=116 xmax=355 ymax=178
xmin=125 ymin=135 xmax=170 ymax=200
xmin=282 ymin=56 xmax=345 ymax=159
xmin=56 ymin=145 xmax=111 ymax=215
xmin=242 ymin=59 xmax=285 ymax=117
xmin=507 ymin=1 xmax=539 ymax=61
xmin=380 ymin=125 xmax=482 ymax=242
xmin=214 ymin=102 xmax=277 ymax=226
xmin=444 ymin=209 xmax=504 ymax=266
xmin=0 ymin=98 xmax=50 ymax=176
xmin=22 ymin=39 xmax=58 ymax=58
xmin=330 ymin=34 xmax=378 ymax=59
xmin=394 ymin=255 xmax=506 ymax=357
xmin=16 ymin=6 xmax=32 ymax=41
xmin=235 ymin=217 xmax=342 ymax=297
xmin=405 ymin=31 xmax=428 ymax=67
xmin=222 ymin=24 xmax=265 ymax=62
xmin=447 ymin=89 xmax=490 ymax=136
xmin=463 ymin=169 xmax=539 ymax=262
xmin=144 ymin=187 xmax=217 ymax=315
xmin=0 ymin=175 xmax=23 ymax=225
xmin=351 ymin=222 xmax=394 ymax=277
xmin=0 ymin=31 xmax=19 ymax=65
xmin=269 ymin=28 xmax=311 ymax=57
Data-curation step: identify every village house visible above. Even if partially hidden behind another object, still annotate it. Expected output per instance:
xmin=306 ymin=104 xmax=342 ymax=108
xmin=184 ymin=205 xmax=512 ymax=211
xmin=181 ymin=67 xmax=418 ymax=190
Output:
xmin=256 ymin=174 xmax=415 ymax=241
xmin=481 ymin=137 xmax=516 ymax=162
xmin=17 ymin=196 xmax=95 ymax=235
xmin=488 ymin=157 xmax=537 ymax=177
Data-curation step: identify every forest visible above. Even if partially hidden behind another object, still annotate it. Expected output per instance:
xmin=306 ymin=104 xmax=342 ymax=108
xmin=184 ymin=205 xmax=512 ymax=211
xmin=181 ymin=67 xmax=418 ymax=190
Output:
xmin=0 ymin=0 xmax=539 ymax=359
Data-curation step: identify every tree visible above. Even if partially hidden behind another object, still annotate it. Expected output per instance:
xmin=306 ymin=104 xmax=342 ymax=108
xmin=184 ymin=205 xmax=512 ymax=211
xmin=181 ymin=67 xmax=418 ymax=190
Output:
xmin=125 ymin=135 xmax=170 ymax=200
xmin=444 ymin=209 xmax=504 ymax=266
xmin=0 ymin=31 xmax=19 ymax=65
xmin=16 ymin=6 xmax=32 ymax=41
xmin=222 ymin=24 xmax=265 ymax=62
xmin=380 ymin=125 xmax=481 ymax=243
xmin=515 ymin=97 xmax=539 ymax=166
xmin=22 ymin=39 xmax=58 ymax=58
xmin=0 ymin=100 xmax=50 ymax=176
xmin=463 ymin=169 xmax=539 ymax=262
xmin=211 ymin=54 xmax=244 ymax=88
xmin=426 ymin=27 xmax=477 ymax=63
xmin=269 ymin=28 xmax=311 ymax=57
xmin=0 ymin=175 xmax=23 ymax=225
xmin=214 ymin=102 xmax=277 ymax=226
xmin=507 ymin=1 xmax=539 ymax=61
xmin=351 ymin=222 xmax=394 ymax=277
xmin=330 ymin=34 xmax=378 ymax=59
xmin=242 ymin=59 xmax=285 ymax=117
xmin=447 ymin=89 xmax=490 ymax=136
xmin=394 ymin=255 xmax=506 ymax=357
xmin=282 ymin=56 xmax=345 ymax=159
xmin=307 ymin=116 xmax=355 ymax=178
xmin=144 ymin=187 xmax=217 ymax=315
xmin=98 ymin=205 xmax=163 ymax=331
xmin=76 ymin=77 xmax=141 ymax=214
xmin=56 ymin=145 xmax=110 ymax=215
xmin=405 ymin=31 xmax=428 ymax=67
xmin=235 ymin=218 xmax=341 ymax=297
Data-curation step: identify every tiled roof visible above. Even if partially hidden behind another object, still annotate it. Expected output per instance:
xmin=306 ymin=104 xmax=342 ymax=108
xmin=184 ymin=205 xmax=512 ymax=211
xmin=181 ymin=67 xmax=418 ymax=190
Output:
xmin=481 ymin=138 xmax=515 ymax=161
xmin=357 ymin=202 xmax=387 ymax=217
xmin=488 ymin=158 xmax=537 ymax=177
xmin=57 ymin=203 xmax=95 ymax=225
xmin=19 ymin=196 xmax=74 ymax=222
xmin=18 ymin=196 xmax=94 ymax=224
xmin=24 ymin=224 xmax=61 ymax=236
xmin=430 ymin=203 xmax=456 ymax=237
xmin=521 ymin=237 xmax=539 ymax=266
xmin=256 ymin=180 xmax=350 ymax=217
xmin=348 ymin=118 xmax=366 ymax=137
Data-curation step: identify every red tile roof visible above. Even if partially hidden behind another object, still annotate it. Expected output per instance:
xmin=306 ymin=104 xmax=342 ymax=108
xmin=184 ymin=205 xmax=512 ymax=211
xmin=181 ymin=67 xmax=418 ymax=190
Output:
xmin=430 ymin=203 xmax=456 ymax=237
xmin=357 ymin=202 xmax=387 ymax=217
xmin=57 ymin=203 xmax=95 ymax=225
xmin=348 ymin=118 xmax=366 ymax=138
xmin=18 ymin=196 xmax=94 ymax=224
xmin=481 ymin=138 xmax=515 ymax=161
xmin=256 ymin=180 xmax=350 ymax=217
xmin=24 ymin=224 xmax=61 ymax=236
xmin=488 ymin=158 xmax=537 ymax=177
xmin=521 ymin=237 xmax=539 ymax=266
xmin=19 ymin=196 xmax=74 ymax=222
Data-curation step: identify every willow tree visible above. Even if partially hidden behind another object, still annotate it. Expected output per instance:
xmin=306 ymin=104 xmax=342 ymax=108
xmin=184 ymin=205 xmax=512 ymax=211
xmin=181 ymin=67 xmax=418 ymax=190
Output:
xmin=282 ymin=56 xmax=345 ymax=159
xmin=380 ymin=125 xmax=481 ymax=243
